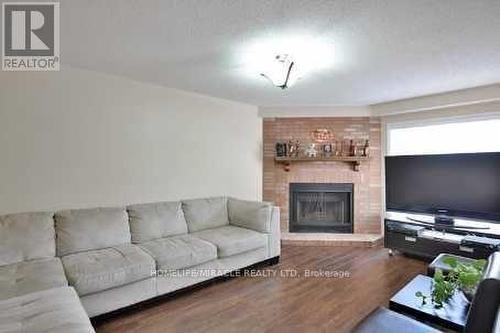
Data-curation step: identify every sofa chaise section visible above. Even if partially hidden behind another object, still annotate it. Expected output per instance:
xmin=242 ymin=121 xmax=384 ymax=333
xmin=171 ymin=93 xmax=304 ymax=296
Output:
xmin=0 ymin=257 xmax=68 ymax=300
xmin=0 ymin=212 xmax=68 ymax=300
xmin=61 ymin=244 xmax=156 ymax=296
xmin=0 ymin=287 xmax=95 ymax=333
xmin=55 ymin=207 xmax=157 ymax=317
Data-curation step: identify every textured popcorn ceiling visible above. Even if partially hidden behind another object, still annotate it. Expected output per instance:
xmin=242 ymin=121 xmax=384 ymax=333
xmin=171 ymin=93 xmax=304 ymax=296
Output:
xmin=59 ymin=0 xmax=500 ymax=106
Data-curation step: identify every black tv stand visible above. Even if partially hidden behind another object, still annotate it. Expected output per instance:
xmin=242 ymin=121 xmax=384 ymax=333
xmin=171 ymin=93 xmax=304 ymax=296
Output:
xmin=405 ymin=217 xmax=491 ymax=230
xmin=385 ymin=211 xmax=500 ymax=260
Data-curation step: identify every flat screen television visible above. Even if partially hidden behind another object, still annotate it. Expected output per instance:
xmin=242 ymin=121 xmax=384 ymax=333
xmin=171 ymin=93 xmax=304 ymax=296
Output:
xmin=385 ymin=152 xmax=500 ymax=222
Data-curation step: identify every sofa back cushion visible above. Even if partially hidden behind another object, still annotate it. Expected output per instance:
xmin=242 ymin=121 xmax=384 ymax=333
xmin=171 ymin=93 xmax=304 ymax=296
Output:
xmin=127 ymin=201 xmax=188 ymax=243
xmin=228 ymin=198 xmax=273 ymax=233
xmin=0 ymin=212 xmax=55 ymax=266
xmin=182 ymin=197 xmax=229 ymax=232
xmin=55 ymin=207 xmax=131 ymax=256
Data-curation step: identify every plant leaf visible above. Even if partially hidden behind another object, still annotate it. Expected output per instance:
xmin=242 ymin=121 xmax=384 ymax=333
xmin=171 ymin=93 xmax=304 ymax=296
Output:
xmin=443 ymin=256 xmax=458 ymax=268
xmin=473 ymin=259 xmax=487 ymax=270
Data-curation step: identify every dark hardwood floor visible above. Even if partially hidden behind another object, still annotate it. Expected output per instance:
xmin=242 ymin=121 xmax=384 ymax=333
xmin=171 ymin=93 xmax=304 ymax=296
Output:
xmin=94 ymin=245 xmax=426 ymax=333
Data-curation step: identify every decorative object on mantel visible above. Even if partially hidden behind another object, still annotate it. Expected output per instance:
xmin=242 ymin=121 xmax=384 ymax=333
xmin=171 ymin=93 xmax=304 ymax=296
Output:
xmin=304 ymin=143 xmax=318 ymax=158
xmin=311 ymin=128 xmax=333 ymax=143
xmin=323 ymin=143 xmax=333 ymax=157
xmin=275 ymin=142 xmax=287 ymax=157
xmin=287 ymin=139 xmax=300 ymax=158
xmin=362 ymin=139 xmax=370 ymax=157
xmin=341 ymin=140 xmax=350 ymax=156
xmin=349 ymin=139 xmax=357 ymax=156
xmin=275 ymin=136 xmax=370 ymax=172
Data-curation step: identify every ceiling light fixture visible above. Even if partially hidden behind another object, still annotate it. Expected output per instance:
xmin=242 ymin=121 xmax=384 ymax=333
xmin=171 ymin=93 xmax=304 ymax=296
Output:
xmin=260 ymin=54 xmax=300 ymax=89
xmin=239 ymin=34 xmax=335 ymax=89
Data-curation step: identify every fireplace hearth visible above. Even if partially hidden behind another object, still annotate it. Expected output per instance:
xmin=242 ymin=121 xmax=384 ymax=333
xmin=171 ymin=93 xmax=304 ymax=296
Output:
xmin=289 ymin=183 xmax=353 ymax=233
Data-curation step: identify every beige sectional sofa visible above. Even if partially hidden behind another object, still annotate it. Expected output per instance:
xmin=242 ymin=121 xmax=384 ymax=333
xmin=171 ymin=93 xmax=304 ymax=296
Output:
xmin=0 ymin=197 xmax=280 ymax=332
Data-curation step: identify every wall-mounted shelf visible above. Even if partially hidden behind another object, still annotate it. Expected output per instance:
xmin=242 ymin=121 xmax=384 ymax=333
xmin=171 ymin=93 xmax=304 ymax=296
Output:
xmin=274 ymin=156 xmax=370 ymax=172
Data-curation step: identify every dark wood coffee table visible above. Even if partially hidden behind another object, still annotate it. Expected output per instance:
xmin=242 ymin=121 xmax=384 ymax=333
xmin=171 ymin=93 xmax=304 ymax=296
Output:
xmin=389 ymin=274 xmax=470 ymax=331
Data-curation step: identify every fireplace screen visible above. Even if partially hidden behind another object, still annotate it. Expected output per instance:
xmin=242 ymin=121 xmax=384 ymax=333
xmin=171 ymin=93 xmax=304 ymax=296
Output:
xmin=289 ymin=183 xmax=353 ymax=233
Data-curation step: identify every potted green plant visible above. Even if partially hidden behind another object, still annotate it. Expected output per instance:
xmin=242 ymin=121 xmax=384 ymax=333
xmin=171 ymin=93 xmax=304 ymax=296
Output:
xmin=416 ymin=256 xmax=487 ymax=308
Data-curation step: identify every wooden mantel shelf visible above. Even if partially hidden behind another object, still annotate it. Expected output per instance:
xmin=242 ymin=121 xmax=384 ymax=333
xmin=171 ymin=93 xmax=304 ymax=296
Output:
xmin=274 ymin=156 xmax=370 ymax=172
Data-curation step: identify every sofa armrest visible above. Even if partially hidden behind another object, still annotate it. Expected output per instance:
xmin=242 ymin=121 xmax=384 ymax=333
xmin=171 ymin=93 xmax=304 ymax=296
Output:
xmin=269 ymin=206 xmax=281 ymax=257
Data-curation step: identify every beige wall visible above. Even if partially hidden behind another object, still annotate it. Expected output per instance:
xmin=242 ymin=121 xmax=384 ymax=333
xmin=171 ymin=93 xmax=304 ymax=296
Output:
xmin=0 ymin=66 xmax=262 ymax=214
xmin=381 ymin=100 xmax=500 ymax=125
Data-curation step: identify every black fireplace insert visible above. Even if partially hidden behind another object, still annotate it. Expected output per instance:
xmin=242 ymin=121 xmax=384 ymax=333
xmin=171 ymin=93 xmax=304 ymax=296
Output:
xmin=289 ymin=183 xmax=353 ymax=233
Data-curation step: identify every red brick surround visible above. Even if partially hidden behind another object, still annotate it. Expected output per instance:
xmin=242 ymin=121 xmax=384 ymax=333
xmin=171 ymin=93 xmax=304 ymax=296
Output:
xmin=263 ymin=117 xmax=382 ymax=234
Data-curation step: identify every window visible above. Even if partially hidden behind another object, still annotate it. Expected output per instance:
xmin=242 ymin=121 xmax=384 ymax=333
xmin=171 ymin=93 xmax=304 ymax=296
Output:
xmin=387 ymin=118 xmax=500 ymax=156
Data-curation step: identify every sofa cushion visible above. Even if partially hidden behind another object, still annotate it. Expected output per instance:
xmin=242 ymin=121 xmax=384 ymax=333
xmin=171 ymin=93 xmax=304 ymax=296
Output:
xmin=140 ymin=234 xmax=217 ymax=270
xmin=228 ymin=198 xmax=273 ymax=233
xmin=127 ymin=201 xmax=188 ymax=243
xmin=182 ymin=197 xmax=229 ymax=232
xmin=61 ymin=244 xmax=155 ymax=296
xmin=192 ymin=225 xmax=267 ymax=258
xmin=0 ymin=286 xmax=95 ymax=333
xmin=0 ymin=257 xmax=68 ymax=300
xmin=55 ymin=207 xmax=131 ymax=256
xmin=0 ymin=211 xmax=55 ymax=266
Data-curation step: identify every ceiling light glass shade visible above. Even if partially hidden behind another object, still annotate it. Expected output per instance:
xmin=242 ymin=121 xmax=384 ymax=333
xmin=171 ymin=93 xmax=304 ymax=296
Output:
xmin=260 ymin=54 xmax=301 ymax=89
xmin=239 ymin=35 xmax=334 ymax=89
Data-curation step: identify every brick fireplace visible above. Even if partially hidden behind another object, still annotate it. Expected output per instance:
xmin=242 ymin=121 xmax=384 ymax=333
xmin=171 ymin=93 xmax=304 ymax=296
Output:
xmin=263 ymin=117 xmax=382 ymax=236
